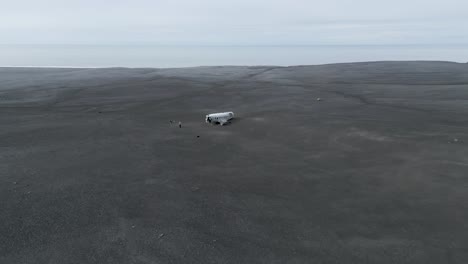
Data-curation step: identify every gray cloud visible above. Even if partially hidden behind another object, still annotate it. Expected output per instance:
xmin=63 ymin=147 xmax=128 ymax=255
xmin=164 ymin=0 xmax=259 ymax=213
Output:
xmin=0 ymin=0 xmax=467 ymax=45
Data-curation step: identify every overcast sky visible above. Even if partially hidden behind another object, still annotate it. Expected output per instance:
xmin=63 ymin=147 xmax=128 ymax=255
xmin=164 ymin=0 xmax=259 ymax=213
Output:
xmin=1 ymin=0 xmax=467 ymax=45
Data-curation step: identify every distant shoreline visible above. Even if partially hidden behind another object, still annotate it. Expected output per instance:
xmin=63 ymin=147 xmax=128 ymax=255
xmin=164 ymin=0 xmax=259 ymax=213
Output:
xmin=2 ymin=44 xmax=467 ymax=68
xmin=0 ymin=60 xmax=465 ymax=70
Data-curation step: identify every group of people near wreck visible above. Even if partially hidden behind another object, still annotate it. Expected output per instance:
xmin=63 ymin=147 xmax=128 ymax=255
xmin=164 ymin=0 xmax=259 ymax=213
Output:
xmin=169 ymin=120 xmax=182 ymax=128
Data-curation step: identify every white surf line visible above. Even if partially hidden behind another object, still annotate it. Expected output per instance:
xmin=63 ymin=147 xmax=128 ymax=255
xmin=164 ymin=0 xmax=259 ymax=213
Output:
xmin=0 ymin=65 xmax=118 ymax=69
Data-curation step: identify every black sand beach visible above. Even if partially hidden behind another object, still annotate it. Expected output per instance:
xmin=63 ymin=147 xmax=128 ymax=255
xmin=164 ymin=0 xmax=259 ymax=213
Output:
xmin=1 ymin=61 xmax=468 ymax=263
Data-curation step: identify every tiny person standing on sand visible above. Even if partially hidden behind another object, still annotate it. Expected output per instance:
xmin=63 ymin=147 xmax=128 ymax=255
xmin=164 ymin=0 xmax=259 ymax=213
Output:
xmin=178 ymin=121 xmax=182 ymax=128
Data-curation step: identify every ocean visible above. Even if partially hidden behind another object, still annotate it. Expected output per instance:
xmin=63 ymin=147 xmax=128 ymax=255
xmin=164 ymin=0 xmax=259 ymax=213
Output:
xmin=1 ymin=44 xmax=467 ymax=68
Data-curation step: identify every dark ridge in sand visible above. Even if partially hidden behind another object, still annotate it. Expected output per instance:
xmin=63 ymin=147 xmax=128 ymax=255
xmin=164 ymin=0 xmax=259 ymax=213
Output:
xmin=1 ymin=61 xmax=468 ymax=263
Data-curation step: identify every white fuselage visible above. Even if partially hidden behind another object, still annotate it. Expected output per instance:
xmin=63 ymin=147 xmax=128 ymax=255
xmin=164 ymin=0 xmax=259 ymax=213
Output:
xmin=205 ymin=112 xmax=234 ymax=125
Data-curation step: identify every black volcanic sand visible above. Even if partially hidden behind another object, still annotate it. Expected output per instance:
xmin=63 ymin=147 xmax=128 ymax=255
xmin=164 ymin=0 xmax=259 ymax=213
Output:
xmin=1 ymin=62 xmax=468 ymax=263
